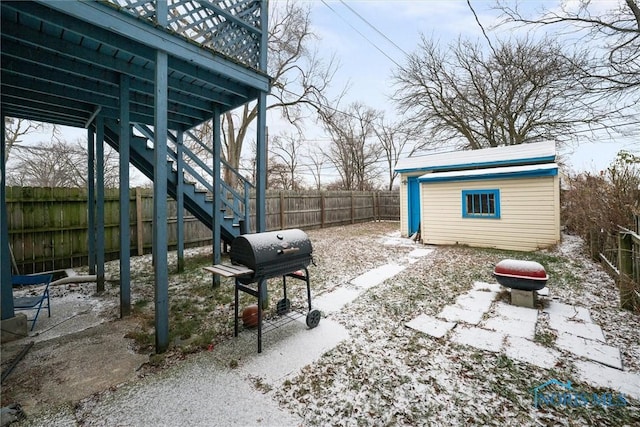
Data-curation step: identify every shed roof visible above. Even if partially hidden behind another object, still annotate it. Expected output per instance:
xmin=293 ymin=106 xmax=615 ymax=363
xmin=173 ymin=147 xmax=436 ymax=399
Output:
xmin=418 ymin=163 xmax=558 ymax=183
xmin=396 ymin=141 xmax=556 ymax=174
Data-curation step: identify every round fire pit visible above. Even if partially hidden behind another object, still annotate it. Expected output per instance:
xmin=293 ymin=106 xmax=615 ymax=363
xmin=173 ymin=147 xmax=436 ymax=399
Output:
xmin=493 ymin=259 xmax=548 ymax=291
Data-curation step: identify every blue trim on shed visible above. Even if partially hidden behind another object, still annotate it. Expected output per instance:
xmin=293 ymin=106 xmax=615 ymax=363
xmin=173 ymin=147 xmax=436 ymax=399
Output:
xmin=419 ymin=167 xmax=557 ymax=183
xmin=395 ymin=155 xmax=556 ymax=174
xmin=407 ymin=177 xmax=421 ymax=234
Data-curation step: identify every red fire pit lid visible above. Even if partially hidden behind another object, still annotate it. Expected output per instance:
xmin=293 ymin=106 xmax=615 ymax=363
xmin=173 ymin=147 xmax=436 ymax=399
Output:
xmin=493 ymin=259 xmax=548 ymax=280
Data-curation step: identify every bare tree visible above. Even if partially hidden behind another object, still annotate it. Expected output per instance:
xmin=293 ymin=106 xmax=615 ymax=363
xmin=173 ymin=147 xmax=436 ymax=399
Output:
xmin=303 ymin=146 xmax=326 ymax=190
xmin=318 ymin=102 xmax=382 ymax=190
xmin=495 ymin=0 xmax=640 ymax=137
xmin=269 ymin=132 xmax=305 ymax=190
xmin=374 ymin=116 xmax=426 ymax=190
xmin=6 ymin=140 xmax=119 ymax=188
xmin=3 ymin=118 xmax=60 ymax=162
xmin=189 ymin=0 xmax=341 ymax=187
xmin=393 ymin=36 xmax=592 ymax=150
xmin=496 ymin=0 xmax=640 ymax=96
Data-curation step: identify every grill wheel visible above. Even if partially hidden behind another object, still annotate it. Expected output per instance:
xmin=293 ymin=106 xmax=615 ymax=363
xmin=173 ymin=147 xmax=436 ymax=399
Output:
xmin=306 ymin=309 xmax=321 ymax=329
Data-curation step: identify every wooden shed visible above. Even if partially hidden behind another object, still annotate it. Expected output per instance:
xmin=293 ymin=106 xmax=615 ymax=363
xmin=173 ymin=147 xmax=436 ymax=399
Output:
xmin=395 ymin=142 xmax=560 ymax=252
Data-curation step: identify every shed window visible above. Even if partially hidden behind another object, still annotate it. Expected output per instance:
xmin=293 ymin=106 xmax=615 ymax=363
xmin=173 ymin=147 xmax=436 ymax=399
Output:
xmin=462 ymin=189 xmax=500 ymax=219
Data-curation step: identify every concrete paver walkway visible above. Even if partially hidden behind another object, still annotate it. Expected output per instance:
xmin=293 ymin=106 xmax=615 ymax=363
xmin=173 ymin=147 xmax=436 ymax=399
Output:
xmin=406 ymin=282 xmax=640 ymax=400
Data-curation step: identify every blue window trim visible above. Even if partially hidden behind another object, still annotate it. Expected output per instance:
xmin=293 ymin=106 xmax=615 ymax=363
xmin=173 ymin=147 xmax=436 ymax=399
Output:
xmin=462 ymin=189 xmax=501 ymax=219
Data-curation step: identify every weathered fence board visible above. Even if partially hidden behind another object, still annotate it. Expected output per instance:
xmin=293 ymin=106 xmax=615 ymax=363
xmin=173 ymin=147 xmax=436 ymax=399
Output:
xmin=6 ymin=187 xmax=399 ymax=274
xmin=598 ymin=217 xmax=640 ymax=313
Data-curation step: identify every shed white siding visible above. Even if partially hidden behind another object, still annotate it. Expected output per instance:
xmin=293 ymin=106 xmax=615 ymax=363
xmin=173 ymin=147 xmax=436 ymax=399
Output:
xmin=400 ymin=180 xmax=408 ymax=236
xmin=420 ymin=175 xmax=560 ymax=252
xmin=399 ymin=171 xmax=425 ymax=237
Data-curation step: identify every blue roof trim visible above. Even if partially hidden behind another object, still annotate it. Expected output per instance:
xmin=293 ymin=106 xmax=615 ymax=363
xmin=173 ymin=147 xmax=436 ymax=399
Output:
xmin=396 ymin=155 xmax=556 ymax=174
xmin=418 ymin=167 xmax=558 ymax=183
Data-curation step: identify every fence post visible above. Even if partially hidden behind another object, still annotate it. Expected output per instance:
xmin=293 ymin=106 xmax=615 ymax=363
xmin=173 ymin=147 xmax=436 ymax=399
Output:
xmin=280 ymin=191 xmax=285 ymax=230
xmin=136 ymin=187 xmax=144 ymax=256
xmin=618 ymin=231 xmax=634 ymax=310
xmin=321 ymin=192 xmax=326 ymax=228
xmin=351 ymin=191 xmax=355 ymax=224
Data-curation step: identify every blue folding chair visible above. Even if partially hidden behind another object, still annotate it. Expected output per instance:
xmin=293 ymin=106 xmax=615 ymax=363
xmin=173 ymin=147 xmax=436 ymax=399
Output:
xmin=12 ymin=274 xmax=53 ymax=331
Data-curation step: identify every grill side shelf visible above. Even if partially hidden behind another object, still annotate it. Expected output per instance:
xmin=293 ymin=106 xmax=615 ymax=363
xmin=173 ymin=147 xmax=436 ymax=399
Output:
xmin=203 ymin=264 xmax=254 ymax=278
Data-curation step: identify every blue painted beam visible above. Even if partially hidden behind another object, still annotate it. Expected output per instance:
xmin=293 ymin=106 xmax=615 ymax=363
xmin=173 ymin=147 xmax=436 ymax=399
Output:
xmin=154 ymin=0 xmax=170 ymax=354
xmin=1 ymin=71 xmax=202 ymax=127
xmin=39 ymin=1 xmax=270 ymax=92
xmin=176 ymin=130 xmax=184 ymax=273
xmin=96 ymin=115 xmax=106 ymax=293
xmin=255 ymin=92 xmax=267 ymax=232
xmin=87 ymin=127 xmax=96 ymax=275
xmin=254 ymin=0 xmax=269 ymax=233
xmin=1 ymin=111 xmax=15 ymax=320
xmin=1 ymin=34 xmax=238 ymax=111
xmin=119 ymin=74 xmax=131 ymax=317
xmin=212 ymin=109 xmax=221 ymax=287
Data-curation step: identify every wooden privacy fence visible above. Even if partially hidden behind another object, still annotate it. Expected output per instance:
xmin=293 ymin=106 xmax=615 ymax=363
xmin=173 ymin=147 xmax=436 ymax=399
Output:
xmin=5 ymin=187 xmax=399 ymax=274
xmin=597 ymin=216 xmax=640 ymax=313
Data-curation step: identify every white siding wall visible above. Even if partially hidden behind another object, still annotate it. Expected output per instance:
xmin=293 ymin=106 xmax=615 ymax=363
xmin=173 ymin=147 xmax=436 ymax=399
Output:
xmin=421 ymin=175 xmax=560 ymax=251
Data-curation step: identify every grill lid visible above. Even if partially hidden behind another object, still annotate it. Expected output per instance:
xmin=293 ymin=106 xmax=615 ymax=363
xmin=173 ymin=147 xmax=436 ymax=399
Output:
xmin=230 ymin=229 xmax=312 ymax=278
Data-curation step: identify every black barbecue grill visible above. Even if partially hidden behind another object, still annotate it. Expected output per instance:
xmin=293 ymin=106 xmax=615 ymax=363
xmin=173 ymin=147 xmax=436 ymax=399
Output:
xmin=205 ymin=229 xmax=320 ymax=353
xmin=230 ymin=229 xmax=313 ymax=282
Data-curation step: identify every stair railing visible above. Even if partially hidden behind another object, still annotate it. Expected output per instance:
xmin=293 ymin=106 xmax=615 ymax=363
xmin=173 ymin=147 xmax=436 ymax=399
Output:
xmin=133 ymin=123 xmax=253 ymax=233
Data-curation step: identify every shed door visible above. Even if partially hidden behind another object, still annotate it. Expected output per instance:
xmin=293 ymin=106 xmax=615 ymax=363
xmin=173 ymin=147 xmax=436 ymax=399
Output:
xmin=407 ymin=177 xmax=421 ymax=235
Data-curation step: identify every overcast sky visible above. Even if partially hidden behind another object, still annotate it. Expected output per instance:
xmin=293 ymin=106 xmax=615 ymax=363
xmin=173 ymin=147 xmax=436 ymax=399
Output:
xmin=13 ymin=0 xmax=637 ymax=185
xmin=283 ymin=0 xmax=637 ymax=174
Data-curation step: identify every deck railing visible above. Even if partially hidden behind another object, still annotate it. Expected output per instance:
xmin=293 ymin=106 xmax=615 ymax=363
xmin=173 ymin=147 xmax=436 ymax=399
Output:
xmin=106 ymin=0 xmax=264 ymax=69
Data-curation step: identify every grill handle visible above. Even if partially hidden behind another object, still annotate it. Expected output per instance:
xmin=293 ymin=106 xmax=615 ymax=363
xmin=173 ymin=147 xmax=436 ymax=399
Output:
xmin=278 ymin=247 xmax=300 ymax=255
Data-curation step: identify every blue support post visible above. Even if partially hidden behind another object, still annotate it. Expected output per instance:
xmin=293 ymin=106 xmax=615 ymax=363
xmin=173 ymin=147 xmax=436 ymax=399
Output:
xmin=87 ymin=127 xmax=96 ymax=275
xmin=255 ymin=92 xmax=267 ymax=233
xmin=96 ymin=115 xmax=106 ymax=293
xmin=1 ymin=112 xmax=15 ymax=319
xmin=255 ymin=0 xmax=269 ymax=232
xmin=176 ymin=130 xmax=184 ymax=273
xmin=119 ymin=74 xmax=131 ymax=317
xmin=212 ymin=109 xmax=221 ymax=287
xmin=154 ymin=0 xmax=169 ymax=354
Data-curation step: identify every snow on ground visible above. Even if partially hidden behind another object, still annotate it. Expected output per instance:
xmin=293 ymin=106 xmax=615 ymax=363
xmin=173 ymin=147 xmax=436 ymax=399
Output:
xmin=14 ymin=223 xmax=639 ymax=426
xmin=272 ymin=225 xmax=640 ymax=426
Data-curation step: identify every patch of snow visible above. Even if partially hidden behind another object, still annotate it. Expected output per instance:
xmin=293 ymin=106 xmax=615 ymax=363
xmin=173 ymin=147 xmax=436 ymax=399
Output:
xmin=556 ymin=332 xmax=623 ymax=369
xmin=313 ymin=286 xmax=361 ymax=314
xmin=536 ymin=286 xmax=550 ymax=296
xmin=494 ymin=259 xmax=547 ymax=276
xmin=547 ymin=314 xmax=606 ymax=342
xmin=504 ymin=336 xmax=561 ymax=370
xmin=349 ymin=264 xmax=406 ymax=290
xmin=407 ymin=248 xmax=435 ymax=258
xmin=492 ymin=301 xmax=539 ymax=323
xmin=574 ymin=360 xmax=640 ymax=401
xmin=405 ymin=314 xmax=456 ymax=338
xmin=437 ymin=305 xmax=485 ymax=325
xmin=450 ymin=326 xmax=506 ymax=353
xmin=78 ymin=354 xmax=303 ymax=426
xmin=236 ymin=317 xmax=349 ymax=385
xmin=543 ymin=301 xmax=592 ymax=322
xmin=482 ymin=317 xmax=536 ymax=340
xmin=454 ymin=290 xmax=497 ymax=313
xmin=472 ymin=281 xmax=502 ymax=293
